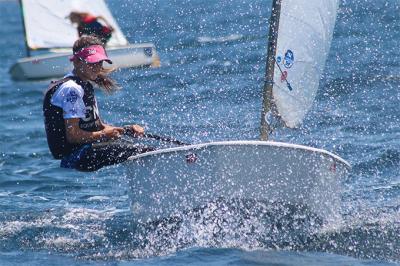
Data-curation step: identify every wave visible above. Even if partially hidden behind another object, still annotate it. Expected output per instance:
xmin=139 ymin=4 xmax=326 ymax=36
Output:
xmin=125 ymin=199 xmax=399 ymax=262
xmin=197 ymin=34 xmax=244 ymax=44
xmin=321 ymin=72 xmax=400 ymax=98
xmin=352 ymin=149 xmax=400 ymax=176
xmin=0 ymin=198 xmax=398 ymax=262
xmin=0 ymin=207 xmax=115 ymax=253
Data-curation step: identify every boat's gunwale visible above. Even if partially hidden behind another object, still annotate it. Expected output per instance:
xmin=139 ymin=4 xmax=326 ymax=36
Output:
xmin=127 ymin=140 xmax=351 ymax=168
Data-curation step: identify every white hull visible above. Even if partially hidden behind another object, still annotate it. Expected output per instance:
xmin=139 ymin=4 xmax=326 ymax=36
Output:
xmin=125 ymin=141 xmax=350 ymax=223
xmin=9 ymin=43 xmax=160 ymax=80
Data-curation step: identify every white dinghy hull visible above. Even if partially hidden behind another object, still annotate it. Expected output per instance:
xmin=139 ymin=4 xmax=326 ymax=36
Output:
xmin=125 ymin=141 xmax=350 ymax=223
xmin=10 ymin=43 xmax=159 ymax=80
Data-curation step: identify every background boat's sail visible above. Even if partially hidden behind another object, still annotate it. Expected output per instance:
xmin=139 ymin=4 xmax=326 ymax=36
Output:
xmin=272 ymin=0 xmax=339 ymax=128
xmin=21 ymin=0 xmax=128 ymax=50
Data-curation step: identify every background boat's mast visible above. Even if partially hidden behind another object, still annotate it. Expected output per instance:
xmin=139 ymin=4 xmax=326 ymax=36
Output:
xmin=260 ymin=0 xmax=282 ymax=140
xmin=18 ymin=0 xmax=31 ymax=57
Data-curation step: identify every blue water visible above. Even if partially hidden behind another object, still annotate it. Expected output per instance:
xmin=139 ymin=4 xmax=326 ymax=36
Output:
xmin=0 ymin=0 xmax=399 ymax=265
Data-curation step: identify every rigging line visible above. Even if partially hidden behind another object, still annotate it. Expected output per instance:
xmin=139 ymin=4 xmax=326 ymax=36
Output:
xmin=265 ymin=107 xmax=283 ymax=135
xmin=122 ymin=126 xmax=190 ymax=146
xmin=143 ymin=133 xmax=190 ymax=146
xmin=274 ymin=59 xmax=293 ymax=91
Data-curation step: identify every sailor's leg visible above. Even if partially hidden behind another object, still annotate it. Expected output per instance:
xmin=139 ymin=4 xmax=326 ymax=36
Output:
xmin=75 ymin=140 xmax=154 ymax=172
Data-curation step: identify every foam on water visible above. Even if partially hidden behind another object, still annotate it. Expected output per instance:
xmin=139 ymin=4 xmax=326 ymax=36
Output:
xmin=197 ymin=34 xmax=244 ymax=43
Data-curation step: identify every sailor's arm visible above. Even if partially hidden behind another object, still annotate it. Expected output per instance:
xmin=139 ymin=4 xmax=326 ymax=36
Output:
xmin=65 ymin=118 xmax=124 ymax=143
xmin=100 ymin=120 xmax=144 ymax=138
xmin=124 ymin=124 xmax=145 ymax=137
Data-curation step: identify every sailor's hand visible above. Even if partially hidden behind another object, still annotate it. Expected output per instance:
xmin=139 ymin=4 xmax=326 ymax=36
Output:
xmin=124 ymin=124 xmax=144 ymax=137
xmin=100 ymin=127 xmax=124 ymax=140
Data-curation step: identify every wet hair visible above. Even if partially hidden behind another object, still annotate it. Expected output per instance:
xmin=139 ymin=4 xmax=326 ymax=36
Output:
xmin=72 ymin=36 xmax=119 ymax=93
xmin=68 ymin=11 xmax=86 ymax=22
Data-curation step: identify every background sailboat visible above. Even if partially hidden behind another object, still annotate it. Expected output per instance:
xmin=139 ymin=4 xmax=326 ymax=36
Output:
xmin=125 ymin=0 xmax=350 ymax=224
xmin=9 ymin=0 xmax=160 ymax=80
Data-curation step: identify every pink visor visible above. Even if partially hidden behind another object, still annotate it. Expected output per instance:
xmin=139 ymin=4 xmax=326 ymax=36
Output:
xmin=69 ymin=45 xmax=112 ymax=64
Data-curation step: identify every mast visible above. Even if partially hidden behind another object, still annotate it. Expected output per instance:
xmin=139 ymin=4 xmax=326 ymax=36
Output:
xmin=18 ymin=0 xmax=31 ymax=57
xmin=260 ymin=0 xmax=282 ymax=140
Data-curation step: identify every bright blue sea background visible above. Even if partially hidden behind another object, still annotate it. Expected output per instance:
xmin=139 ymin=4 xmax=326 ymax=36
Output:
xmin=0 ymin=0 xmax=399 ymax=265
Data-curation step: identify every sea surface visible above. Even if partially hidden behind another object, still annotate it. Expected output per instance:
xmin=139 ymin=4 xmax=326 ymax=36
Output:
xmin=0 ymin=0 xmax=399 ymax=265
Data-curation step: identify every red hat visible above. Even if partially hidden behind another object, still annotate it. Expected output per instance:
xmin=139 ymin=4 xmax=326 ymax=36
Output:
xmin=70 ymin=45 xmax=112 ymax=64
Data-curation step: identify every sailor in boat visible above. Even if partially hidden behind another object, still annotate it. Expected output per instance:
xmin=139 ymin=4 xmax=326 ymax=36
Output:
xmin=43 ymin=36 xmax=154 ymax=171
xmin=67 ymin=11 xmax=114 ymax=45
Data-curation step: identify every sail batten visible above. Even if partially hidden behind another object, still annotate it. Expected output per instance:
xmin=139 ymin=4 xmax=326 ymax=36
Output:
xmin=268 ymin=0 xmax=339 ymax=128
xmin=21 ymin=0 xmax=129 ymax=50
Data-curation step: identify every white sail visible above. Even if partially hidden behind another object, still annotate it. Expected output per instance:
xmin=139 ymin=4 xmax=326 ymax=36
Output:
xmin=21 ymin=0 xmax=128 ymax=49
xmin=272 ymin=0 xmax=339 ymax=127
